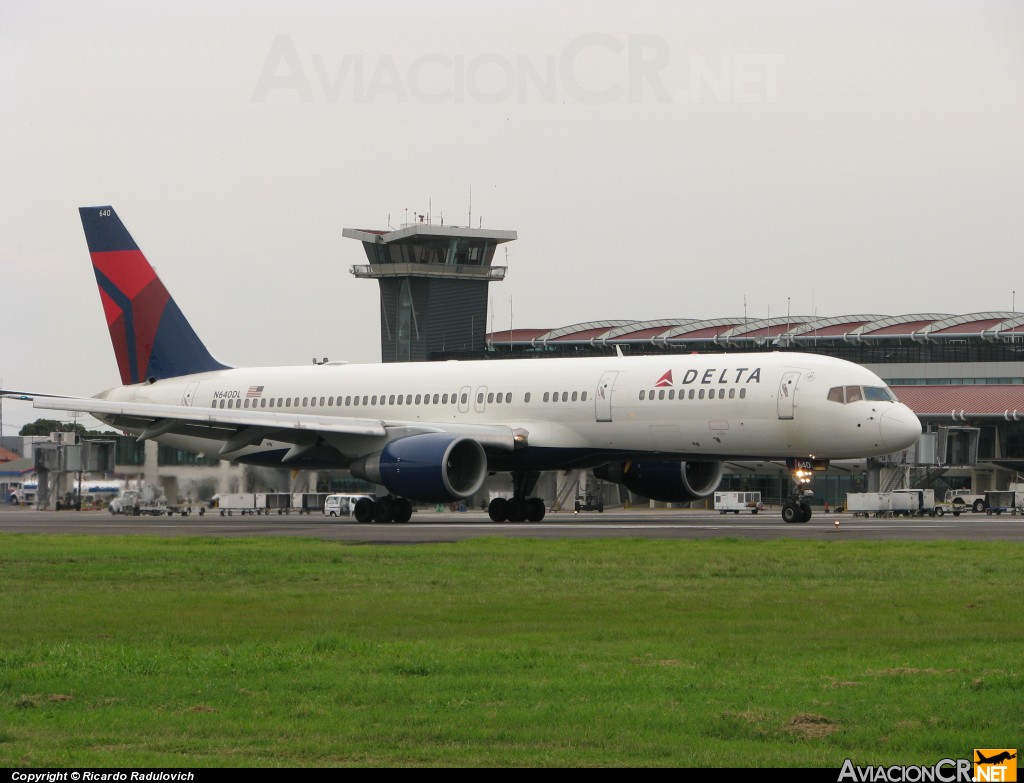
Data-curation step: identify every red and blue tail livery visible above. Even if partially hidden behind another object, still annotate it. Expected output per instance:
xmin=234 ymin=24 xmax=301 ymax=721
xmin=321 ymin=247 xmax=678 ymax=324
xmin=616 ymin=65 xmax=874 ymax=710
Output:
xmin=80 ymin=206 xmax=228 ymax=385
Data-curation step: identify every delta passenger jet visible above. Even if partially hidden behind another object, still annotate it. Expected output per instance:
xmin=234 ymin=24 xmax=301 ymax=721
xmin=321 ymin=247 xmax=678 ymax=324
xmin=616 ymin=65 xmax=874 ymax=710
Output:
xmin=2 ymin=207 xmax=922 ymax=524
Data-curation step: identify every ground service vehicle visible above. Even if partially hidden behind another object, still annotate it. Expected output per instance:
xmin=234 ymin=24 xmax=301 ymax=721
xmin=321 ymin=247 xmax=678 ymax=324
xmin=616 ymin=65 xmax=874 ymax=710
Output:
xmin=847 ymin=492 xmax=920 ymax=518
xmin=714 ymin=491 xmax=763 ymax=514
xmin=110 ymin=484 xmax=191 ymax=516
xmin=936 ymin=489 xmax=987 ymax=516
xmin=984 ymin=489 xmax=1024 ymax=515
xmin=323 ymin=493 xmax=376 ymax=517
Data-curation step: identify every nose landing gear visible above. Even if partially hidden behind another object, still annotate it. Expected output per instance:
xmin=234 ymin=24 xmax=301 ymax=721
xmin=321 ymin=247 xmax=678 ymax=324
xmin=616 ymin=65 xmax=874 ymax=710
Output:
xmin=782 ymin=459 xmax=820 ymax=523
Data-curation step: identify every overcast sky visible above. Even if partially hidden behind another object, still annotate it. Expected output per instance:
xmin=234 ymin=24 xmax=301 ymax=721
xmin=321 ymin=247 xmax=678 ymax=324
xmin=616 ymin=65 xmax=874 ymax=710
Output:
xmin=2 ymin=0 xmax=1023 ymax=434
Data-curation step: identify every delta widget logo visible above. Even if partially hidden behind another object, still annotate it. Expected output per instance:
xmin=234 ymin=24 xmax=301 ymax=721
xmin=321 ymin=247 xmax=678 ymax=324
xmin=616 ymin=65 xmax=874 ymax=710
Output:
xmin=974 ymin=749 xmax=1017 ymax=782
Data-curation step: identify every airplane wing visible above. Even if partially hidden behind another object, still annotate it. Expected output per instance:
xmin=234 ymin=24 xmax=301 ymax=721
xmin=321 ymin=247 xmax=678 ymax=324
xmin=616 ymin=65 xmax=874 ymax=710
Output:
xmin=25 ymin=395 xmax=518 ymax=459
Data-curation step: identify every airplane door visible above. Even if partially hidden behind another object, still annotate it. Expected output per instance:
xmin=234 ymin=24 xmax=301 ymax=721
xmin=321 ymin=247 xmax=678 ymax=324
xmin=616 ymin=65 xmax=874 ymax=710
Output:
xmin=458 ymin=385 xmax=471 ymax=414
xmin=777 ymin=371 xmax=800 ymax=420
xmin=595 ymin=371 xmax=618 ymax=422
xmin=474 ymin=386 xmax=488 ymax=414
xmin=181 ymin=382 xmax=200 ymax=407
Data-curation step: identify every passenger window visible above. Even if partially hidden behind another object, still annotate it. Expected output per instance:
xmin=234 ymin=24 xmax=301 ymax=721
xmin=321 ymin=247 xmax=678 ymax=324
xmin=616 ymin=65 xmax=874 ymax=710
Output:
xmin=477 ymin=392 xmax=484 ymax=404
xmin=460 ymin=393 xmax=468 ymax=404
xmin=487 ymin=393 xmax=494 ymax=404
xmin=698 ymin=389 xmax=705 ymax=399
xmin=562 ymin=392 xmax=568 ymax=402
xmin=581 ymin=391 xmax=587 ymax=401
xmin=442 ymin=394 xmax=449 ymax=404
xmin=415 ymin=394 xmax=422 ymax=405
xmin=640 ymin=390 xmax=646 ymax=400
xmin=389 ymin=395 xmax=396 ymax=405
xmin=353 ymin=396 xmax=360 ymax=406
xmin=669 ymin=390 xmax=675 ymax=400
xmin=544 ymin=392 xmax=551 ymax=402
xmin=728 ymin=388 xmax=735 ymax=399
xmin=524 ymin=392 xmax=531 ymax=403
xmin=658 ymin=390 xmax=665 ymax=400
xmin=261 ymin=399 xmax=267 ymax=408
xmin=719 ymin=389 xmax=726 ymax=399
xmin=320 ymin=397 xmax=325 ymax=406
xmin=406 ymin=395 xmax=412 ymax=405
xmin=571 ymin=391 xmax=578 ymax=402
xmin=739 ymin=388 xmax=746 ymax=399
xmin=688 ymin=389 xmax=695 ymax=400
xmin=433 ymin=394 xmax=439 ymax=404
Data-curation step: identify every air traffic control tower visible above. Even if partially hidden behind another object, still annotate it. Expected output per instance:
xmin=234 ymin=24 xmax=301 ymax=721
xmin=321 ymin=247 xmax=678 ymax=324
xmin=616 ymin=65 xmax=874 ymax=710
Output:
xmin=344 ymin=221 xmax=516 ymax=362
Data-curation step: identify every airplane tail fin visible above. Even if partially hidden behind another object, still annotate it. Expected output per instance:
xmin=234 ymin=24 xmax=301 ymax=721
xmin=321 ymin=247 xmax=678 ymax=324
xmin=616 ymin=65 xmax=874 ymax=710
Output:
xmin=80 ymin=206 xmax=229 ymax=385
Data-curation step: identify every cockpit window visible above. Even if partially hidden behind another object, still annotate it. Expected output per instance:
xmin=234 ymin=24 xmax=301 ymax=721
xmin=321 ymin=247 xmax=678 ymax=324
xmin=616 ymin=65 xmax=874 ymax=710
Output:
xmin=864 ymin=386 xmax=894 ymax=402
xmin=828 ymin=385 xmax=896 ymax=403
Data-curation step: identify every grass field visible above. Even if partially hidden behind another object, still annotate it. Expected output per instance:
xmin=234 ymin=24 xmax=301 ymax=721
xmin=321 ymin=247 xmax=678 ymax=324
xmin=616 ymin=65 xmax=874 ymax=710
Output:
xmin=0 ymin=534 xmax=1021 ymax=767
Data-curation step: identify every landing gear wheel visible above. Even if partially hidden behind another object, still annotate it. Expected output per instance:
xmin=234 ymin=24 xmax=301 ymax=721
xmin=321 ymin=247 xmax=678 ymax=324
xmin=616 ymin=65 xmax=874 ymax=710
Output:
xmin=353 ymin=497 xmax=374 ymax=524
xmin=488 ymin=497 xmax=509 ymax=522
xmin=799 ymin=499 xmax=812 ymax=523
xmin=393 ymin=498 xmax=413 ymax=524
xmin=782 ymin=500 xmax=802 ymax=524
xmin=526 ymin=497 xmax=546 ymax=522
xmin=507 ymin=497 xmax=528 ymax=523
xmin=373 ymin=497 xmax=395 ymax=524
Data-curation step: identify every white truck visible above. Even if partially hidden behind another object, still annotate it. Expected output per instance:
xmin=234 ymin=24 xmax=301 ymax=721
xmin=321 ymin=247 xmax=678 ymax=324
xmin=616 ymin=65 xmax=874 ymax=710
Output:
xmin=846 ymin=491 xmax=920 ymax=518
xmin=216 ymin=493 xmax=266 ymax=515
xmin=891 ymin=489 xmax=936 ymax=516
xmin=714 ymin=491 xmax=763 ymax=514
xmin=935 ymin=489 xmax=987 ymax=516
xmin=110 ymin=484 xmax=191 ymax=516
xmin=983 ymin=489 xmax=1024 ymax=515
xmin=323 ymin=493 xmax=376 ymax=518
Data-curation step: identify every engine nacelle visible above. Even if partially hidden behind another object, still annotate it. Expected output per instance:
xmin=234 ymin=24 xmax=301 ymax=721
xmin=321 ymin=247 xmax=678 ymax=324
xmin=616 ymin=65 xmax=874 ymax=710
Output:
xmin=349 ymin=433 xmax=488 ymax=503
xmin=593 ymin=460 xmax=724 ymax=503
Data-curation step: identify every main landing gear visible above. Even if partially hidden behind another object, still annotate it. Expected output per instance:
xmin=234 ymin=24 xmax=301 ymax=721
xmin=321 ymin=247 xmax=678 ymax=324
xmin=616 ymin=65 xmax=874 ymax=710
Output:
xmin=781 ymin=461 xmax=816 ymax=524
xmin=353 ymin=495 xmax=412 ymax=524
xmin=488 ymin=470 xmax=547 ymax=522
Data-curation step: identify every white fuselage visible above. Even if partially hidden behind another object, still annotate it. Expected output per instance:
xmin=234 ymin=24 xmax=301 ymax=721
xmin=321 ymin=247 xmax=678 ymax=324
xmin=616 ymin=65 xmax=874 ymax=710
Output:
xmin=93 ymin=351 xmax=922 ymax=467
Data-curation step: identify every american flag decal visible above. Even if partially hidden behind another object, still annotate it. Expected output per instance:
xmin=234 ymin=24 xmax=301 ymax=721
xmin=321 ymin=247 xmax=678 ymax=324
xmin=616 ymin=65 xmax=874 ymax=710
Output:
xmin=246 ymin=385 xmax=264 ymax=398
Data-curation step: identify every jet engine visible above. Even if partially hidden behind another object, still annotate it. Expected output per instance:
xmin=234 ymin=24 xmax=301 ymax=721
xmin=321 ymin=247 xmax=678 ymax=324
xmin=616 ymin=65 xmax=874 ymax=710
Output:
xmin=348 ymin=432 xmax=488 ymax=503
xmin=593 ymin=460 xmax=724 ymax=503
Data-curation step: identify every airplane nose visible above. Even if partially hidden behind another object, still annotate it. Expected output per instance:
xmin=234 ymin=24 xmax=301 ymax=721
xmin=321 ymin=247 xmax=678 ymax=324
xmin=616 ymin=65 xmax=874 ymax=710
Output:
xmin=880 ymin=405 xmax=922 ymax=451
